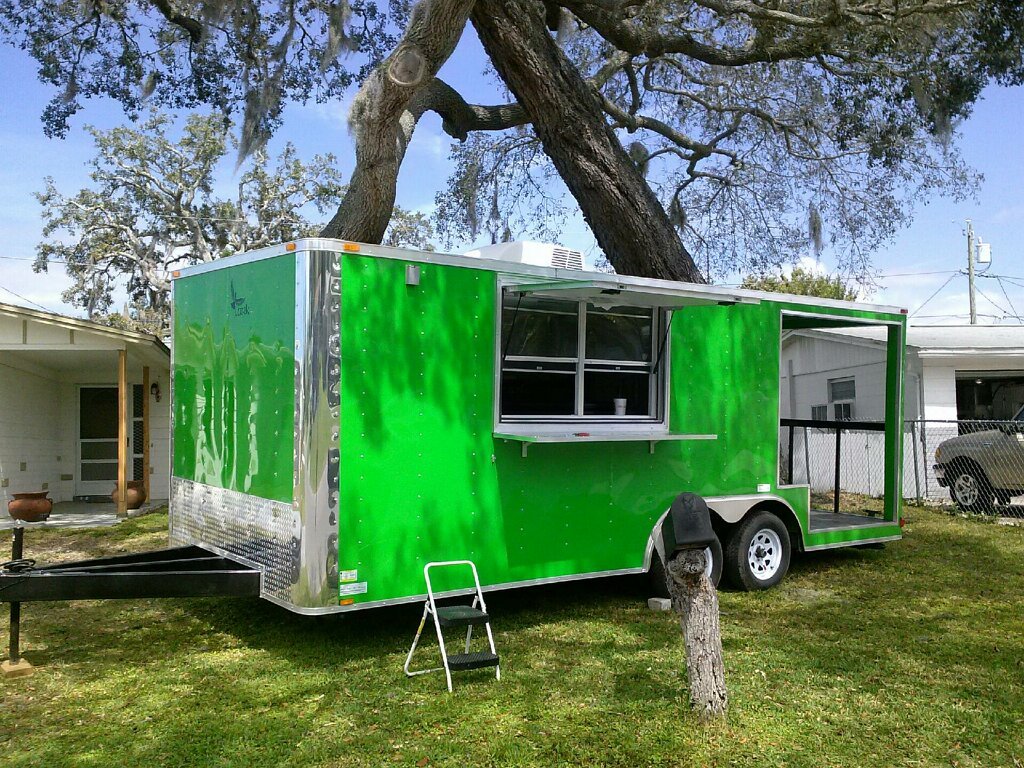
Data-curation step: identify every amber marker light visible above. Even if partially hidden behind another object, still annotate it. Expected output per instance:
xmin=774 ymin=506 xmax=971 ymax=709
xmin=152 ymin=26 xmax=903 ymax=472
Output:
xmin=171 ymin=270 xmax=181 ymax=278
xmin=343 ymin=242 xmax=361 ymax=252
xmin=285 ymin=242 xmax=297 ymax=252
xmin=340 ymin=598 xmax=355 ymax=606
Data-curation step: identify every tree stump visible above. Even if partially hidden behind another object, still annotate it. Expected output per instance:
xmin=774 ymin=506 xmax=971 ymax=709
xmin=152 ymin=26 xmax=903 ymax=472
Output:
xmin=665 ymin=549 xmax=728 ymax=720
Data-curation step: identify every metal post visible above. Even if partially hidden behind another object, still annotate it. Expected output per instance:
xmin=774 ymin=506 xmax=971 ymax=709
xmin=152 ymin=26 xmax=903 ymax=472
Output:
xmin=9 ymin=527 xmax=23 ymax=664
xmin=787 ymin=425 xmax=794 ymax=484
xmin=967 ymin=219 xmax=977 ymax=325
xmin=833 ymin=426 xmax=842 ymax=515
xmin=920 ymin=420 xmax=930 ymax=500
xmin=910 ymin=421 xmax=921 ymax=503
xmin=803 ymin=426 xmax=811 ymax=487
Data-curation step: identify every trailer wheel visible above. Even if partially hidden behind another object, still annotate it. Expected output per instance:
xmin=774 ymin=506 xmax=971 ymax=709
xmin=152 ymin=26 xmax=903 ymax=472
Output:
xmin=949 ymin=466 xmax=995 ymax=513
xmin=724 ymin=511 xmax=791 ymax=591
xmin=649 ymin=535 xmax=723 ymax=597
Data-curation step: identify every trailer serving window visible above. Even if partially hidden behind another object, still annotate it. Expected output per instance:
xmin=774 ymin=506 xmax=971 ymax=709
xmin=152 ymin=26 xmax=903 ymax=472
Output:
xmin=499 ymin=294 xmax=663 ymax=421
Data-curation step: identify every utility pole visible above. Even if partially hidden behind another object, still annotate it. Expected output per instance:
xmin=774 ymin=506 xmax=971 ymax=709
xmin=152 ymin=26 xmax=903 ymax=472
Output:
xmin=966 ymin=219 xmax=977 ymax=325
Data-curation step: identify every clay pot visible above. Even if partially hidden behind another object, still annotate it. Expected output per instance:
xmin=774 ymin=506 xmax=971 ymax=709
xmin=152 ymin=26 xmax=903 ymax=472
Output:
xmin=8 ymin=491 xmax=53 ymax=522
xmin=111 ymin=480 xmax=147 ymax=510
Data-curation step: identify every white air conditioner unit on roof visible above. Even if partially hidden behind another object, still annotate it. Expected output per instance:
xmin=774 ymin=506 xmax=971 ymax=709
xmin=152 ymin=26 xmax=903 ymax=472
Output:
xmin=464 ymin=241 xmax=585 ymax=270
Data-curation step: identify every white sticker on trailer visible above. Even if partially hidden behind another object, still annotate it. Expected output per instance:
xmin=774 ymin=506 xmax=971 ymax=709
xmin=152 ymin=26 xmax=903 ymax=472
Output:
xmin=340 ymin=569 xmax=358 ymax=583
xmin=339 ymin=582 xmax=368 ymax=596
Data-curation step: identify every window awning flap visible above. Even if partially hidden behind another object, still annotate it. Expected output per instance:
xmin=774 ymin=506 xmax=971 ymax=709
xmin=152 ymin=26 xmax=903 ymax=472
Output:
xmin=503 ymin=280 xmax=759 ymax=309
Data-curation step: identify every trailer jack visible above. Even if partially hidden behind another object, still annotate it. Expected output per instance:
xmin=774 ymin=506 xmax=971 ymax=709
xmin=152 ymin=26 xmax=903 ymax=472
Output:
xmin=1 ymin=528 xmax=261 ymax=677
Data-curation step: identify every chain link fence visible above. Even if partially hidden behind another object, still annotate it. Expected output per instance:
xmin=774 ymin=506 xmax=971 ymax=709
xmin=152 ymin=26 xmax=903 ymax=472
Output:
xmin=781 ymin=419 xmax=1024 ymax=516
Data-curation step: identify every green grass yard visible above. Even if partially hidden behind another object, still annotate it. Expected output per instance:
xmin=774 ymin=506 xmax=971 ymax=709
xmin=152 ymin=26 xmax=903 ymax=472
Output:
xmin=1 ymin=506 xmax=1022 ymax=767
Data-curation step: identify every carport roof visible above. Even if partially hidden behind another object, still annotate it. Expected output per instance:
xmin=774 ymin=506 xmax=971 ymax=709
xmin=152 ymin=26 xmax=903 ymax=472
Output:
xmin=785 ymin=324 xmax=1024 ymax=358
xmin=0 ymin=302 xmax=169 ymax=377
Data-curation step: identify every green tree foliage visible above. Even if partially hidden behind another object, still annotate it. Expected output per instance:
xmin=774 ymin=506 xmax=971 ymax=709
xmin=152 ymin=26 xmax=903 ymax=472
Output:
xmin=33 ymin=112 xmax=431 ymax=333
xmin=4 ymin=1 xmax=1023 ymax=280
xmin=741 ymin=267 xmax=859 ymax=301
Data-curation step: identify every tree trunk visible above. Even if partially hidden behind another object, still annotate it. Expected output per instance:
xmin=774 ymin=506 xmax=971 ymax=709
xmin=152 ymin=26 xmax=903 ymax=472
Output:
xmin=321 ymin=0 xmax=476 ymax=241
xmin=666 ymin=549 xmax=728 ymax=720
xmin=471 ymin=0 xmax=704 ymax=283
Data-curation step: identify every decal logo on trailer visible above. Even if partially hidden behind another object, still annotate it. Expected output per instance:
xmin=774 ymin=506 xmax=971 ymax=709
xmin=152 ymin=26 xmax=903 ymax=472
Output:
xmin=229 ymin=281 xmax=250 ymax=317
xmin=339 ymin=569 xmax=358 ymax=583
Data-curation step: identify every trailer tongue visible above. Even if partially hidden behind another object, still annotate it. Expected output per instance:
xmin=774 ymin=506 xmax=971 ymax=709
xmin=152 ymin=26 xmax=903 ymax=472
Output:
xmin=0 ymin=542 xmax=261 ymax=603
xmin=1 ymin=528 xmax=260 ymax=676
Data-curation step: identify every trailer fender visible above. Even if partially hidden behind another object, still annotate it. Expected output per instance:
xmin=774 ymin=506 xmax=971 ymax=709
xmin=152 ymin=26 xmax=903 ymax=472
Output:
xmin=703 ymin=494 xmax=797 ymax=526
xmin=707 ymin=494 xmax=805 ymax=554
xmin=644 ymin=493 xmax=803 ymax=572
xmin=643 ymin=503 xmax=727 ymax=573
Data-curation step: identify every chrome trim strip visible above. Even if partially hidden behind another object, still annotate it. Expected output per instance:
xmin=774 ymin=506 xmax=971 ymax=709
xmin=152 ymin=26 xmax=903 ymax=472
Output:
xmin=291 ymin=249 xmax=342 ymax=608
xmin=263 ymin=567 xmax=648 ymax=614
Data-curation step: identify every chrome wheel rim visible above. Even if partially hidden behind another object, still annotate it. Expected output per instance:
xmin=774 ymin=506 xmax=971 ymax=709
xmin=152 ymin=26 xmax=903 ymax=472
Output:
xmin=953 ymin=473 xmax=980 ymax=506
xmin=747 ymin=529 xmax=782 ymax=581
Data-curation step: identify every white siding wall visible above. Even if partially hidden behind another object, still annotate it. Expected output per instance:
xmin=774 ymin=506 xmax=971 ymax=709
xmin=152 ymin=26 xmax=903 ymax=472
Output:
xmin=920 ymin=363 xmax=958 ymax=421
xmin=0 ymin=360 xmax=68 ymax=504
xmin=781 ymin=335 xmax=889 ymax=421
xmin=0 ymin=358 xmax=171 ymax=506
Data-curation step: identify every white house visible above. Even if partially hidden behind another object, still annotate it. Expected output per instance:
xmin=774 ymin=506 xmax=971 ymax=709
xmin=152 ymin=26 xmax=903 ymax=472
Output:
xmin=780 ymin=325 xmax=1024 ymax=500
xmin=0 ymin=302 xmax=170 ymax=510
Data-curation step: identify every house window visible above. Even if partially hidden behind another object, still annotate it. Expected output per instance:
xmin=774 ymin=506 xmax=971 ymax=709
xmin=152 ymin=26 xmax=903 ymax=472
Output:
xmin=828 ymin=377 xmax=855 ymax=421
xmin=811 ymin=405 xmax=827 ymax=421
xmin=499 ymin=293 xmax=664 ymax=422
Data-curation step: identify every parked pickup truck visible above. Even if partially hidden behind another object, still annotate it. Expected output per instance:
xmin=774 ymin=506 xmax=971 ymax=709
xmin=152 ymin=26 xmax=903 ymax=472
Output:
xmin=934 ymin=406 xmax=1024 ymax=512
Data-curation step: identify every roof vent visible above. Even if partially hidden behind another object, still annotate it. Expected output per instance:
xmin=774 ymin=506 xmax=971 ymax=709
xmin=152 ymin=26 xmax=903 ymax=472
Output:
xmin=464 ymin=241 xmax=585 ymax=270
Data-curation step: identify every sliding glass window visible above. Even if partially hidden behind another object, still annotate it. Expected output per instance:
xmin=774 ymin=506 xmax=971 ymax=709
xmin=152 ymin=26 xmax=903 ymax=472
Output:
xmin=499 ymin=293 xmax=665 ymax=422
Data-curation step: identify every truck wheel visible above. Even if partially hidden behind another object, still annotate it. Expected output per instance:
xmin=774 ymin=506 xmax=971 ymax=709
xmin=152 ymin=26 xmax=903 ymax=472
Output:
xmin=724 ymin=511 xmax=791 ymax=591
xmin=648 ymin=535 xmax=723 ymax=597
xmin=949 ymin=467 xmax=995 ymax=513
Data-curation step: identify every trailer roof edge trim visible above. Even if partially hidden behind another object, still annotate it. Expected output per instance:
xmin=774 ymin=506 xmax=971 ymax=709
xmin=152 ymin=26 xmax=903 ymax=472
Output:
xmin=174 ymin=237 xmax=907 ymax=316
xmin=502 ymin=279 xmax=757 ymax=308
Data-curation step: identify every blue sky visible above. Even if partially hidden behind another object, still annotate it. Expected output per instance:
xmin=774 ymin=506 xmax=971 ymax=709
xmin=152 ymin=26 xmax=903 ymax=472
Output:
xmin=0 ymin=30 xmax=1022 ymax=324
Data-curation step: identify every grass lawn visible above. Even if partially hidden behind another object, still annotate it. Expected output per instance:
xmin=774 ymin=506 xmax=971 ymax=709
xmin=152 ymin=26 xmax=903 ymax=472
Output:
xmin=1 ymin=506 xmax=1022 ymax=767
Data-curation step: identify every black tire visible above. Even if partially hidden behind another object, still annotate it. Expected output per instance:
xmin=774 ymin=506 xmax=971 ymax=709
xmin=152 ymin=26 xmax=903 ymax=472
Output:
xmin=648 ymin=534 xmax=723 ymax=597
xmin=949 ymin=466 xmax=995 ymax=513
xmin=723 ymin=511 xmax=791 ymax=591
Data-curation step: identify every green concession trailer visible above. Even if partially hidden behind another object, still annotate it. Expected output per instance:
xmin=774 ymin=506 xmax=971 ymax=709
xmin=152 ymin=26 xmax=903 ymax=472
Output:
xmin=170 ymin=239 xmax=907 ymax=614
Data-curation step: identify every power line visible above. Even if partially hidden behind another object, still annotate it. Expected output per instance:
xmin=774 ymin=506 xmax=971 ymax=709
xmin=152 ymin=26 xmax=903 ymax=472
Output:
xmin=877 ymin=269 xmax=959 ymax=278
xmin=914 ymin=313 xmax=1004 ymax=320
xmin=995 ymin=276 xmax=1023 ymax=323
xmin=973 ymin=284 xmax=1014 ymax=318
xmin=909 ymin=273 xmax=958 ymax=317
